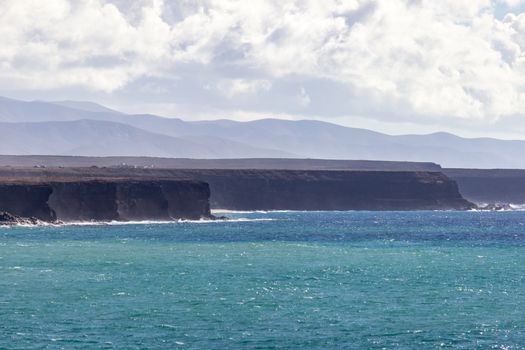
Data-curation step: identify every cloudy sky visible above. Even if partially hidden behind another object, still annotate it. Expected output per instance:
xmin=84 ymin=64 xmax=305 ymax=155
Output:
xmin=0 ymin=0 xmax=524 ymax=138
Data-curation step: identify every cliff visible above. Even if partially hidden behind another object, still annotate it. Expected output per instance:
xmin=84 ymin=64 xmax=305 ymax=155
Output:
xmin=196 ymin=170 xmax=473 ymax=211
xmin=0 ymin=167 xmax=473 ymax=211
xmin=0 ymin=180 xmax=211 ymax=222
xmin=0 ymin=184 xmax=55 ymax=221
xmin=444 ymin=169 xmax=525 ymax=204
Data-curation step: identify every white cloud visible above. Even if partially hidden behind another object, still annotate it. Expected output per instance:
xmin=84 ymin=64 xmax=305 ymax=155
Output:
xmin=0 ymin=0 xmax=524 ymax=125
xmin=0 ymin=0 xmax=171 ymax=91
xmin=500 ymin=0 xmax=525 ymax=7
xmin=214 ymin=79 xmax=271 ymax=98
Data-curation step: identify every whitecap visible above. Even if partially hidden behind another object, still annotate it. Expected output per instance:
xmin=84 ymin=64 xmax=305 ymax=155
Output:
xmin=3 ymin=217 xmax=278 ymax=228
xmin=212 ymin=209 xmax=298 ymax=214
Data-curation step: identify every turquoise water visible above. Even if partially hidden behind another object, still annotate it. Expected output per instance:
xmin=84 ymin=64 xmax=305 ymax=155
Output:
xmin=1 ymin=211 xmax=525 ymax=349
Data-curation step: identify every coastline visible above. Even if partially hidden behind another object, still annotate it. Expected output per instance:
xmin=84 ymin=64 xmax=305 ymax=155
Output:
xmin=3 ymin=206 xmax=523 ymax=229
xmin=0 ymin=216 xmax=280 ymax=228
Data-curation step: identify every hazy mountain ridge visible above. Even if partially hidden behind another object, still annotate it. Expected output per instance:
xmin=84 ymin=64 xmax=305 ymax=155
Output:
xmin=0 ymin=119 xmax=293 ymax=158
xmin=0 ymin=96 xmax=523 ymax=168
xmin=49 ymin=100 xmax=122 ymax=114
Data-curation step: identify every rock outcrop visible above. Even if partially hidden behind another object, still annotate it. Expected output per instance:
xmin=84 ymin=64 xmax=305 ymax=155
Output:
xmin=0 ymin=211 xmax=41 ymax=226
xmin=476 ymin=203 xmax=513 ymax=211
xmin=0 ymin=180 xmax=211 ymax=222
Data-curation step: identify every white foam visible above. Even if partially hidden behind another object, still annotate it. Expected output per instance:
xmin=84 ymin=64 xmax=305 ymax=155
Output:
xmin=509 ymin=204 xmax=525 ymax=211
xmin=0 ymin=217 xmax=277 ymax=228
xmin=212 ymin=209 xmax=297 ymax=214
xmin=0 ymin=221 xmax=60 ymax=228
xmin=468 ymin=203 xmax=525 ymax=212
xmin=70 ymin=218 xmax=276 ymax=226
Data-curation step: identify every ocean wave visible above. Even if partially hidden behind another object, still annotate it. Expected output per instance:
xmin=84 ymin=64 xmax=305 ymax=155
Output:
xmin=211 ymin=209 xmax=289 ymax=214
xmin=468 ymin=203 xmax=525 ymax=212
xmin=509 ymin=204 xmax=525 ymax=211
xmin=0 ymin=221 xmax=59 ymax=228
xmin=65 ymin=218 xmax=276 ymax=226
xmin=0 ymin=217 xmax=277 ymax=228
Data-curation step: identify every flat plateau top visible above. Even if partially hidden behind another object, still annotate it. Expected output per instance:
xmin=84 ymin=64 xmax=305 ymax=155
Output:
xmin=0 ymin=166 xmax=447 ymax=186
xmin=0 ymin=155 xmax=441 ymax=171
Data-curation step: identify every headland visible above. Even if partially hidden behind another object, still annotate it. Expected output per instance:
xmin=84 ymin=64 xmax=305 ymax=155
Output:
xmin=0 ymin=177 xmax=211 ymax=223
xmin=0 ymin=157 xmax=475 ymax=223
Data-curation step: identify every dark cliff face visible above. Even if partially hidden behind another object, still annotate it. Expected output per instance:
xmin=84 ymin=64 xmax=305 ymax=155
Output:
xmin=0 ymin=167 xmax=473 ymax=212
xmin=0 ymin=180 xmax=211 ymax=222
xmin=49 ymin=182 xmax=119 ymax=221
xmin=0 ymin=184 xmax=56 ymax=221
xmin=161 ymin=182 xmax=211 ymax=220
xmin=197 ymin=170 xmax=473 ymax=211
xmin=444 ymin=169 xmax=525 ymax=204
xmin=116 ymin=182 xmax=169 ymax=221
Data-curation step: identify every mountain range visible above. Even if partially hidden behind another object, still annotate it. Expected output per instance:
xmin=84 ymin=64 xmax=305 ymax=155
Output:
xmin=0 ymin=95 xmax=523 ymax=168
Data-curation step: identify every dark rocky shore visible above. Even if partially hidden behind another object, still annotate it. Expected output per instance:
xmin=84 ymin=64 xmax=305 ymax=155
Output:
xmin=0 ymin=211 xmax=42 ymax=226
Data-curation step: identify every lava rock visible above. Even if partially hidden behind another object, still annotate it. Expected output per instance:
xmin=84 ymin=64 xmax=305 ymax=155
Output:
xmin=0 ymin=211 xmax=40 ymax=226
xmin=477 ymin=203 xmax=513 ymax=211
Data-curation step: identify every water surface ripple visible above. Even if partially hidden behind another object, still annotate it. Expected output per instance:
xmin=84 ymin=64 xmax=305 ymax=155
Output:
xmin=1 ymin=211 xmax=525 ymax=349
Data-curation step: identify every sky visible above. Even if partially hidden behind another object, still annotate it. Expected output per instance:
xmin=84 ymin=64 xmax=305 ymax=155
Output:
xmin=0 ymin=0 xmax=524 ymax=138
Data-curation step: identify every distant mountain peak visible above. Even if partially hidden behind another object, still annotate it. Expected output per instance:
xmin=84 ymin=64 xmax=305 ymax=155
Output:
xmin=49 ymin=100 xmax=121 ymax=114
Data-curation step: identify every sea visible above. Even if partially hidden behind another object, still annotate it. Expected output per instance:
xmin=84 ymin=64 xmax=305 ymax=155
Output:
xmin=1 ymin=210 xmax=525 ymax=349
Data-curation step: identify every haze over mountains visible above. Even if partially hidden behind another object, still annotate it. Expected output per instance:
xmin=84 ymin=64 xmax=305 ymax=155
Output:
xmin=0 ymin=95 xmax=523 ymax=169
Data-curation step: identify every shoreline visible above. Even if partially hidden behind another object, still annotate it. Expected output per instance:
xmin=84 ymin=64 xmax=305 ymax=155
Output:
xmin=0 ymin=217 xmax=279 ymax=228
xmin=3 ymin=208 xmax=525 ymax=229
